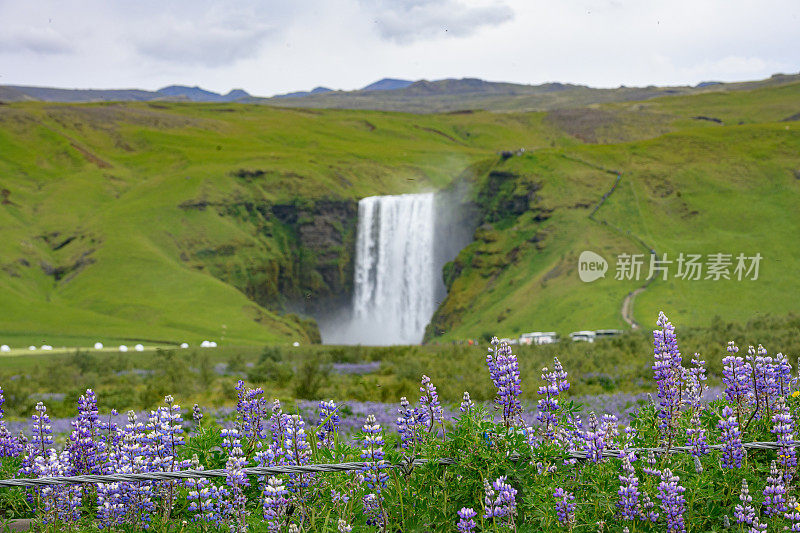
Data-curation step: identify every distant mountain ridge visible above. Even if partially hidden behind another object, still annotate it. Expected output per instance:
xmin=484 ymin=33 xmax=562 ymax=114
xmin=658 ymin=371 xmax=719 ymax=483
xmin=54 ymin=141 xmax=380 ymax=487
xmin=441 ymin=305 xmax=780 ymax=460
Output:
xmin=2 ymin=73 xmax=799 ymax=113
xmin=273 ymin=86 xmax=333 ymax=99
xmin=156 ymin=85 xmax=251 ymax=102
xmin=256 ymin=73 xmax=800 ymax=113
xmin=0 ymin=84 xmax=251 ymax=103
xmin=361 ymin=78 xmax=414 ymax=91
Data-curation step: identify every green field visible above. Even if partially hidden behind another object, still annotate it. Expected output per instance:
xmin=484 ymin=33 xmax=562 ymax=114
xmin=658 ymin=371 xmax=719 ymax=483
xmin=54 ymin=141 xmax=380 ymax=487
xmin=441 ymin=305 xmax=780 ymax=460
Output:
xmin=0 ymin=79 xmax=799 ymax=347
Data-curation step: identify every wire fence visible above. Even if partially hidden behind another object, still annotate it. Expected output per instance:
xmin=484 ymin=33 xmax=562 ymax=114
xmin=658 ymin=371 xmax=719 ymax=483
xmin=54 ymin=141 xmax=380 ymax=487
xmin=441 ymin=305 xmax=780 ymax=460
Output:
xmin=0 ymin=441 xmax=783 ymax=489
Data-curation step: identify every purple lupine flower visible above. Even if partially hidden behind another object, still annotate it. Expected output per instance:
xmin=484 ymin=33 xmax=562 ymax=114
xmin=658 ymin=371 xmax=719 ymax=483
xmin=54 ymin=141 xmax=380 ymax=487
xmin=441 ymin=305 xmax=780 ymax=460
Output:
xmin=96 ymin=419 xmax=126 ymax=530
xmin=657 ymin=468 xmax=686 ymax=533
xmin=235 ymin=380 xmax=267 ymax=445
xmin=643 ymin=450 xmax=659 ymax=476
xmin=0 ymin=387 xmax=22 ymax=458
xmin=192 ymin=404 xmax=203 ymax=424
xmin=263 ymin=476 xmax=289 ymax=532
xmin=457 ymin=507 xmax=477 ymax=532
xmin=68 ymin=389 xmax=105 ymax=476
xmin=734 ymin=478 xmax=755 ymax=525
xmin=187 ymin=453 xmax=223 ymax=528
xmin=748 ymin=344 xmax=777 ymax=420
xmin=337 ymin=519 xmax=353 ymax=533
xmin=361 ymin=415 xmax=389 ymax=493
xmin=557 ymin=413 xmax=583 ymax=465
xmin=684 ymin=354 xmax=707 ymax=412
xmin=419 ymin=375 xmax=444 ymax=432
xmin=652 ymin=313 xmax=683 ymax=447
xmin=284 ymin=414 xmax=311 ymax=496
xmin=187 ymin=477 xmax=224 ymax=527
xmin=718 ymin=405 xmax=744 ymax=468
xmin=751 ymin=517 xmax=767 ymax=532
xmin=685 ymin=409 xmax=709 ymax=457
xmin=31 ymin=402 xmax=54 ymax=457
xmin=776 ymin=352 xmax=793 ymax=397
xmin=582 ymin=412 xmax=603 ymax=462
xmin=486 ymin=337 xmax=523 ymax=426
xmin=221 ymin=428 xmax=249 ymax=532
xmin=396 ymin=396 xmax=424 ymax=450
xmin=316 ymin=400 xmax=340 ymax=449
xmin=145 ymin=396 xmax=190 ymax=520
xmin=460 ymin=392 xmax=474 ymax=414
xmin=537 ymin=358 xmax=571 ymax=438
xmin=763 ymin=460 xmax=788 ymax=516
xmin=722 ymin=341 xmax=750 ymax=424
xmin=553 ymin=487 xmax=576 ymax=526
xmin=268 ymin=400 xmax=288 ymax=463
xmin=617 ymin=455 xmax=640 ymax=521
xmin=363 ymin=493 xmax=384 ymax=527
xmin=34 ymin=448 xmax=82 ymax=525
xmin=617 ymin=426 xmax=637 ymax=463
xmin=639 ymin=490 xmax=659 ymax=522
xmin=484 ymin=476 xmax=517 ymax=528
xmin=772 ymin=396 xmax=797 ymax=478
xmin=784 ymin=497 xmax=800 ymax=531
xmin=111 ymin=410 xmax=155 ymax=530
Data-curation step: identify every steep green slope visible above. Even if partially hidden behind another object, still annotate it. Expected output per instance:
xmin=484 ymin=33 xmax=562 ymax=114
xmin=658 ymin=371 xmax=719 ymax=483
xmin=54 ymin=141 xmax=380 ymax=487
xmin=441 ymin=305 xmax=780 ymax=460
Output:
xmin=428 ymin=121 xmax=800 ymax=340
xmin=1 ymin=78 xmax=799 ymax=347
xmin=0 ymin=102 xmax=565 ymax=346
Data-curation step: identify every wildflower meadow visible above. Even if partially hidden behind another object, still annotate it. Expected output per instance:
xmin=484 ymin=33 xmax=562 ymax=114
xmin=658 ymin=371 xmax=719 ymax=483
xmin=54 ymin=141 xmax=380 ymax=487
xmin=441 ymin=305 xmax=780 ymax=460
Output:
xmin=1 ymin=312 xmax=799 ymax=531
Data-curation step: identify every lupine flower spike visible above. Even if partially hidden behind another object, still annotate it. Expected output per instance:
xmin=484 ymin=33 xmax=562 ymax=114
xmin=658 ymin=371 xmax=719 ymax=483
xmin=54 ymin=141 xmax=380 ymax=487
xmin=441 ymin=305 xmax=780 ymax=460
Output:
xmin=553 ymin=487 xmax=576 ymax=528
xmin=763 ymin=460 xmax=788 ymax=516
xmin=486 ymin=337 xmax=523 ymax=426
xmin=652 ymin=313 xmax=683 ymax=449
xmin=718 ymin=405 xmax=744 ymax=469
xmin=457 ymin=507 xmax=477 ymax=533
xmin=657 ymin=468 xmax=686 ymax=533
xmin=734 ymin=478 xmax=755 ymax=526
xmin=617 ymin=455 xmax=640 ymax=521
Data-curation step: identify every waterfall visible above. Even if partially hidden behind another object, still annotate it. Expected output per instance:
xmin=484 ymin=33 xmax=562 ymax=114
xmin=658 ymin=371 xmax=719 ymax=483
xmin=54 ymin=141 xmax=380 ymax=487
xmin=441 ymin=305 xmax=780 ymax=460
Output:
xmin=317 ymin=190 xmax=476 ymax=345
xmin=352 ymin=193 xmax=436 ymax=344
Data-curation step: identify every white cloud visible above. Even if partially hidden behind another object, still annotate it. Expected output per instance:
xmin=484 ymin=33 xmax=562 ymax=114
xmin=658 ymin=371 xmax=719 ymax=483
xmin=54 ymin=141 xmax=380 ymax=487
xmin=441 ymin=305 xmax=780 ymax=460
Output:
xmin=360 ymin=0 xmax=514 ymax=43
xmin=0 ymin=0 xmax=796 ymax=94
xmin=129 ymin=2 xmax=280 ymax=67
xmin=0 ymin=25 xmax=73 ymax=55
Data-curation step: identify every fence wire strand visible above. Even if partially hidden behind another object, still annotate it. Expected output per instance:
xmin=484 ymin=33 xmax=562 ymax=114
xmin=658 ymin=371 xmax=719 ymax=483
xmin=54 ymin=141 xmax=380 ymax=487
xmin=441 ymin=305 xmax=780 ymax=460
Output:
xmin=0 ymin=441 xmax=782 ymax=489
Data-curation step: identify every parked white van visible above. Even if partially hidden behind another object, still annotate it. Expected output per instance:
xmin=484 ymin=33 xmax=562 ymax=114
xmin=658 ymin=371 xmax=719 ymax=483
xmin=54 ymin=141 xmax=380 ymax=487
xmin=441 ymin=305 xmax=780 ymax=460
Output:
xmin=569 ymin=331 xmax=596 ymax=343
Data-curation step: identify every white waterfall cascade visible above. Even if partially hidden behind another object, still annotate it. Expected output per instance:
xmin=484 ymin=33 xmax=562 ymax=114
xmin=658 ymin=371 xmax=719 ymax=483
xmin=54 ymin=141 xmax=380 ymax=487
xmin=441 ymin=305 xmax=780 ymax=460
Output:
xmin=325 ymin=193 xmax=438 ymax=345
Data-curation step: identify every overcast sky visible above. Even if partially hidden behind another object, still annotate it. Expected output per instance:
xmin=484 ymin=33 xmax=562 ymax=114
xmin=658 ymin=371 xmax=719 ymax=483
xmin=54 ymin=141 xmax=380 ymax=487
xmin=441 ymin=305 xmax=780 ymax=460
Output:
xmin=1 ymin=0 xmax=798 ymax=96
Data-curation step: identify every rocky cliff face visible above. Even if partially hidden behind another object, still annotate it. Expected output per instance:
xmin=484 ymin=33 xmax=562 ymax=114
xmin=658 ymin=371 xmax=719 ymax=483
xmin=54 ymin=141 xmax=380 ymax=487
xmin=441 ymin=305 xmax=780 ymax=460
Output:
xmin=181 ymin=196 xmax=358 ymax=341
xmin=424 ymin=164 xmax=544 ymax=341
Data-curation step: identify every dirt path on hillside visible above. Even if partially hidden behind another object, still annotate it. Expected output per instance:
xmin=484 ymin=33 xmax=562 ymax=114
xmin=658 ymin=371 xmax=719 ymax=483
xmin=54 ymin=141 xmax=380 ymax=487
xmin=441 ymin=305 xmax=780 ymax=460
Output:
xmin=621 ymin=286 xmax=645 ymax=329
xmin=568 ymin=154 xmax=656 ymax=330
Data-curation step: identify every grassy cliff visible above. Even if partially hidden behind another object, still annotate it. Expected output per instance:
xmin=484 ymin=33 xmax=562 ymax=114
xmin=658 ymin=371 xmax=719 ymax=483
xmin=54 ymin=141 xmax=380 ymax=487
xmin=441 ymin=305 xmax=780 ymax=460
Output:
xmin=0 ymin=102 xmax=565 ymax=346
xmin=0 ymin=79 xmax=798 ymax=346
xmin=428 ymin=82 xmax=800 ymax=340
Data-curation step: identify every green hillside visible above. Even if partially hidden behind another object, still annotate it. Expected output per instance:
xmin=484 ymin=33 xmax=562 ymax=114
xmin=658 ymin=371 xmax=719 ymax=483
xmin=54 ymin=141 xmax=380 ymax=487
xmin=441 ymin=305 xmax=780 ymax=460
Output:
xmin=428 ymin=122 xmax=800 ymax=340
xmin=0 ymin=102 xmax=565 ymax=346
xmin=0 ymin=80 xmax=799 ymax=346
